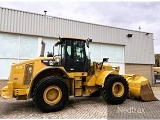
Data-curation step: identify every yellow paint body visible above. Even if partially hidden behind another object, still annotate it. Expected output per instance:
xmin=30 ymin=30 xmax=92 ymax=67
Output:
xmin=154 ymin=67 xmax=160 ymax=78
xmin=154 ymin=67 xmax=160 ymax=73
xmin=1 ymin=57 xmax=120 ymax=99
xmin=1 ymin=57 xmax=157 ymax=101
xmin=1 ymin=57 xmax=50 ymax=99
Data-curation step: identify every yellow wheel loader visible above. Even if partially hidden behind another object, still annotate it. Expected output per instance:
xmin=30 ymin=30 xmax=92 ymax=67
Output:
xmin=154 ymin=67 xmax=160 ymax=83
xmin=154 ymin=67 xmax=160 ymax=79
xmin=1 ymin=37 xmax=158 ymax=113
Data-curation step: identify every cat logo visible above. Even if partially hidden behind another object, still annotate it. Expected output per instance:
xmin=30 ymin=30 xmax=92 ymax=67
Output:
xmin=16 ymin=66 xmax=24 ymax=69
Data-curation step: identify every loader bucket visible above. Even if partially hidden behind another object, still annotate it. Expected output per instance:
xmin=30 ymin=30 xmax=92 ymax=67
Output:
xmin=122 ymin=74 xmax=158 ymax=101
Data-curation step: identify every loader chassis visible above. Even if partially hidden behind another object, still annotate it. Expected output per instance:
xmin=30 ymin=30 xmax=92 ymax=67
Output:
xmin=1 ymin=37 xmax=157 ymax=113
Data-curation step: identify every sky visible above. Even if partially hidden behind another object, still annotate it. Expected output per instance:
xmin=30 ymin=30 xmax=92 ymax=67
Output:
xmin=0 ymin=0 xmax=160 ymax=53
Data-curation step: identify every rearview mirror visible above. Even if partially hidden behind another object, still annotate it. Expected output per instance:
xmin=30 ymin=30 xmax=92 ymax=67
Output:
xmin=86 ymin=38 xmax=92 ymax=48
xmin=103 ymin=58 xmax=109 ymax=62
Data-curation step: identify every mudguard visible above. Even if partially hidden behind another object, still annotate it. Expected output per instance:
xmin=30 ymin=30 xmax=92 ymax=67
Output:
xmin=95 ymin=70 xmax=118 ymax=87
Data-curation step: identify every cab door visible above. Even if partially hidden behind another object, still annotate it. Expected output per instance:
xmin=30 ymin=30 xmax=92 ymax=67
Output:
xmin=73 ymin=41 xmax=86 ymax=72
xmin=63 ymin=40 xmax=74 ymax=72
xmin=63 ymin=40 xmax=86 ymax=72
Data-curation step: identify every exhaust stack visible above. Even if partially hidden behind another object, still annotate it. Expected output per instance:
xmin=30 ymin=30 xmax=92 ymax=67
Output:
xmin=44 ymin=10 xmax=47 ymax=16
xmin=40 ymin=40 xmax=46 ymax=57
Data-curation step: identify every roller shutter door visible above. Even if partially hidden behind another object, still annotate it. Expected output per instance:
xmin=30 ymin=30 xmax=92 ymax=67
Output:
xmin=0 ymin=33 xmax=19 ymax=79
xmin=89 ymin=42 xmax=125 ymax=74
xmin=0 ymin=33 xmax=38 ymax=79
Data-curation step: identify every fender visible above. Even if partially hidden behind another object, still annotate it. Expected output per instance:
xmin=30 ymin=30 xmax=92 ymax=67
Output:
xmin=95 ymin=70 xmax=118 ymax=87
xmin=28 ymin=66 xmax=70 ymax=98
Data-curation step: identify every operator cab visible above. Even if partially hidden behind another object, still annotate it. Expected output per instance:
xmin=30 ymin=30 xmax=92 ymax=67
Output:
xmin=54 ymin=37 xmax=92 ymax=72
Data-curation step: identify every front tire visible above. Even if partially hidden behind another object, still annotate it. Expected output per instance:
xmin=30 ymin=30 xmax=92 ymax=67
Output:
xmin=90 ymin=89 xmax=101 ymax=97
xmin=33 ymin=76 xmax=69 ymax=113
xmin=101 ymin=74 xmax=129 ymax=105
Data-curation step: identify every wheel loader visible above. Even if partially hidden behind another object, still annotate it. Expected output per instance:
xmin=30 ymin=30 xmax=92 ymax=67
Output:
xmin=1 ymin=37 xmax=158 ymax=113
xmin=154 ymin=67 xmax=160 ymax=82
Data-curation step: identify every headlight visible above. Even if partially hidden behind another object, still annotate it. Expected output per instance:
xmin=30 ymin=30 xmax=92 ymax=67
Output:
xmin=55 ymin=57 xmax=60 ymax=63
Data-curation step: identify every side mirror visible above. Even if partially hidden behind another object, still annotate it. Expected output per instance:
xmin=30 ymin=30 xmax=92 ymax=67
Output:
xmin=103 ymin=58 xmax=109 ymax=62
xmin=100 ymin=58 xmax=109 ymax=70
xmin=86 ymin=38 xmax=92 ymax=48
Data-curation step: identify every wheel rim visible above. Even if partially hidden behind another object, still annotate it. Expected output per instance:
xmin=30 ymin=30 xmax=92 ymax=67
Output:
xmin=43 ymin=85 xmax=62 ymax=105
xmin=112 ymin=82 xmax=124 ymax=97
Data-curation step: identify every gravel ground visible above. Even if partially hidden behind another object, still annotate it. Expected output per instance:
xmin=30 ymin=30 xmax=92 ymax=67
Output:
xmin=0 ymin=81 xmax=160 ymax=119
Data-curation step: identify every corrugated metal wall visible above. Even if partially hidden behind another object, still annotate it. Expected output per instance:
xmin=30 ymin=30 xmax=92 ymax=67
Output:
xmin=125 ymin=32 xmax=155 ymax=64
xmin=0 ymin=7 xmax=128 ymax=45
xmin=0 ymin=7 xmax=155 ymax=64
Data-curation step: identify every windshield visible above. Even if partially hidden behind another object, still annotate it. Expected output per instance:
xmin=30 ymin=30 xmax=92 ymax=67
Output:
xmin=74 ymin=41 xmax=85 ymax=59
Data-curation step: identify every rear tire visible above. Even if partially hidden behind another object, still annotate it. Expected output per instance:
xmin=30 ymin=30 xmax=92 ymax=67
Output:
xmin=101 ymin=74 xmax=129 ymax=104
xmin=33 ymin=76 xmax=69 ymax=113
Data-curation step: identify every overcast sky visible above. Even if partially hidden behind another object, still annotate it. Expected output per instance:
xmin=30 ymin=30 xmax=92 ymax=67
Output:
xmin=0 ymin=0 xmax=160 ymax=53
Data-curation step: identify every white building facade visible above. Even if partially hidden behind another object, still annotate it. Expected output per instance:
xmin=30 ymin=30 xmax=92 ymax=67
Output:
xmin=0 ymin=7 xmax=155 ymax=84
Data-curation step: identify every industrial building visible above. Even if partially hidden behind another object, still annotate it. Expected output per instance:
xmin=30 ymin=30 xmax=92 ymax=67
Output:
xmin=0 ymin=7 xmax=155 ymax=84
